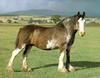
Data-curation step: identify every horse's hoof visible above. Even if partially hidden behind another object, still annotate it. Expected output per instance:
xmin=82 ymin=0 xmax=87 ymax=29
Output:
xmin=58 ymin=67 xmax=67 ymax=73
xmin=67 ymin=65 xmax=75 ymax=72
xmin=27 ymin=68 xmax=32 ymax=72
xmin=6 ymin=66 xmax=14 ymax=72
xmin=22 ymin=67 xmax=32 ymax=72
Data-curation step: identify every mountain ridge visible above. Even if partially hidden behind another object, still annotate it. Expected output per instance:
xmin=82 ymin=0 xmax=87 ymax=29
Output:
xmin=0 ymin=9 xmax=100 ymax=17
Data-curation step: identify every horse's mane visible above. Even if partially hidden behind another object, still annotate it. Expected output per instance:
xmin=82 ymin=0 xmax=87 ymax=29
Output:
xmin=56 ymin=15 xmax=77 ymax=28
xmin=56 ymin=16 xmax=72 ymax=26
xmin=56 ymin=17 xmax=67 ymax=27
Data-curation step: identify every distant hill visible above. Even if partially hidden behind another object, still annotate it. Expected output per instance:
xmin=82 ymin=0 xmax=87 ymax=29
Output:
xmin=0 ymin=9 xmax=74 ymax=16
xmin=0 ymin=9 xmax=100 ymax=17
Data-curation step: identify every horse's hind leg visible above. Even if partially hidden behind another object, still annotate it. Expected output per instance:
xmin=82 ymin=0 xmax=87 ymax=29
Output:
xmin=7 ymin=44 xmax=25 ymax=72
xmin=22 ymin=44 xmax=32 ymax=72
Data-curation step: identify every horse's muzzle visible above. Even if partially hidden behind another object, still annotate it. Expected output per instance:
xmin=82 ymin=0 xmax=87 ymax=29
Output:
xmin=79 ymin=32 xmax=85 ymax=37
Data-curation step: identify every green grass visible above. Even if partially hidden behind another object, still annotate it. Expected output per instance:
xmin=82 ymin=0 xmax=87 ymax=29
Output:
xmin=0 ymin=25 xmax=100 ymax=78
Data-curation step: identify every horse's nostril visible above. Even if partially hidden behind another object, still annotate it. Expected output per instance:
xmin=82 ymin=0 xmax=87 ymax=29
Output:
xmin=83 ymin=32 xmax=85 ymax=35
xmin=79 ymin=32 xmax=85 ymax=37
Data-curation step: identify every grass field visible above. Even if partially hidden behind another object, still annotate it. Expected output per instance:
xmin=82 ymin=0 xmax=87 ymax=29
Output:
xmin=0 ymin=24 xmax=100 ymax=78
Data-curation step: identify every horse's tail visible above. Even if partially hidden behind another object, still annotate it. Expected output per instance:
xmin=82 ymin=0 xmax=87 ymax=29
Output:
xmin=15 ymin=28 xmax=22 ymax=48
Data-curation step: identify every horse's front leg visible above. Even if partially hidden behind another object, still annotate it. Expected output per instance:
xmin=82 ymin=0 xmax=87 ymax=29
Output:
xmin=58 ymin=50 xmax=67 ymax=72
xmin=66 ymin=47 xmax=75 ymax=72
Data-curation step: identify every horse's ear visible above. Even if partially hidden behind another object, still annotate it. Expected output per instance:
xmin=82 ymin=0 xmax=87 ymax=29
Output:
xmin=77 ymin=11 xmax=80 ymax=16
xmin=83 ymin=11 xmax=85 ymax=17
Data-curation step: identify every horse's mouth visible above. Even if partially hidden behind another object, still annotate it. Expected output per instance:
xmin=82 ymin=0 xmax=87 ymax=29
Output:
xmin=79 ymin=32 xmax=85 ymax=37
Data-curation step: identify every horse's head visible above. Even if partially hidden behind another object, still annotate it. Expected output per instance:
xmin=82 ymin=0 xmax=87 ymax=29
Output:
xmin=75 ymin=12 xmax=86 ymax=37
xmin=58 ymin=11 xmax=86 ymax=37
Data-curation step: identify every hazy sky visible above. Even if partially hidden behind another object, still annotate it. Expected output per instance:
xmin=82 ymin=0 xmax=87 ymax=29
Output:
xmin=0 ymin=0 xmax=100 ymax=14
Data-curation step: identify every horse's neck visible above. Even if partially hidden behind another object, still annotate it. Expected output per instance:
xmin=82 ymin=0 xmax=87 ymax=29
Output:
xmin=55 ymin=22 xmax=65 ymax=31
xmin=72 ymin=30 xmax=77 ymax=36
xmin=55 ymin=18 xmax=77 ymax=35
xmin=67 ymin=30 xmax=77 ymax=46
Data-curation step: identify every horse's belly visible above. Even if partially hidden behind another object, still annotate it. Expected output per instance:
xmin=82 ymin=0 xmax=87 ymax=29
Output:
xmin=46 ymin=39 xmax=59 ymax=49
xmin=34 ymin=39 xmax=59 ymax=50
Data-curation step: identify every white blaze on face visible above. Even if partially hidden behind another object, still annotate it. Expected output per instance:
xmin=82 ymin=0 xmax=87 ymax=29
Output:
xmin=78 ymin=18 xmax=85 ymax=32
xmin=78 ymin=18 xmax=85 ymax=37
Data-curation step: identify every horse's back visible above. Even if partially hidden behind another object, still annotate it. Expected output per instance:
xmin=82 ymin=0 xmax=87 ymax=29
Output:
xmin=16 ymin=25 xmax=54 ymax=48
xmin=16 ymin=24 xmax=66 ymax=50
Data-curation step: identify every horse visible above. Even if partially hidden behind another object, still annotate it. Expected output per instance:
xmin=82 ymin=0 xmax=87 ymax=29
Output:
xmin=7 ymin=12 xmax=86 ymax=72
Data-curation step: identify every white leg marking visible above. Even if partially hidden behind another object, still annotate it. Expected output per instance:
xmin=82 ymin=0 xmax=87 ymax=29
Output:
xmin=58 ymin=51 xmax=65 ymax=70
xmin=22 ymin=56 xmax=32 ymax=71
xmin=68 ymin=64 xmax=75 ymax=72
xmin=22 ymin=57 xmax=28 ymax=69
xmin=7 ymin=48 xmax=21 ymax=67
xmin=7 ymin=44 xmax=25 ymax=67
xmin=58 ymin=51 xmax=67 ymax=72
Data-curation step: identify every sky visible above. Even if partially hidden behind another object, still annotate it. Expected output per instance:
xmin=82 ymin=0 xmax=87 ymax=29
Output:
xmin=0 ymin=0 xmax=100 ymax=15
